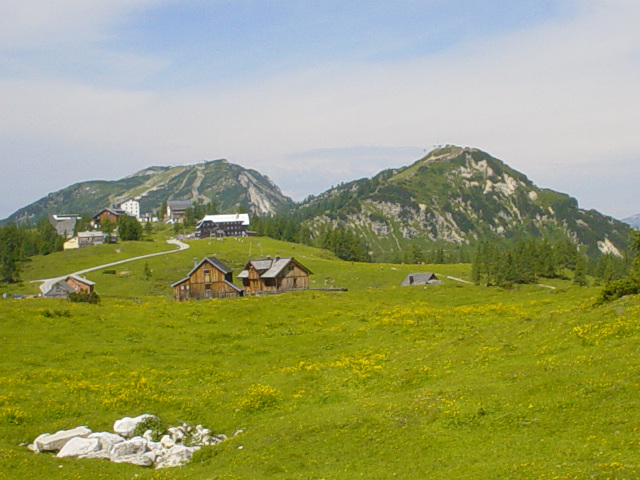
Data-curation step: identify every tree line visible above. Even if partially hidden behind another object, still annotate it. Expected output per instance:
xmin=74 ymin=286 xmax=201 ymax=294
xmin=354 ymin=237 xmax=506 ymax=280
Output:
xmin=0 ymin=220 xmax=64 ymax=283
xmin=470 ymin=236 xmax=633 ymax=288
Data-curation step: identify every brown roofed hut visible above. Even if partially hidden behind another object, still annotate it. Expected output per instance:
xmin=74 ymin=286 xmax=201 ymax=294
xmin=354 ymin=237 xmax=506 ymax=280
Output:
xmin=237 ymin=256 xmax=312 ymax=295
xmin=172 ymin=257 xmax=242 ymax=301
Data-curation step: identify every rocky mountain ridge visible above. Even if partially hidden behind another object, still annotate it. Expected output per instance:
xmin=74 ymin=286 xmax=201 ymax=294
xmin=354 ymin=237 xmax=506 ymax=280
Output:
xmin=6 ymin=160 xmax=294 ymax=223
xmin=622 ymin=213 xmax=640 ymax=230
xmin=3 ymin=146 xmax=630 ymax=259
xmin=293 ymin=146 xmax=630 ymax=258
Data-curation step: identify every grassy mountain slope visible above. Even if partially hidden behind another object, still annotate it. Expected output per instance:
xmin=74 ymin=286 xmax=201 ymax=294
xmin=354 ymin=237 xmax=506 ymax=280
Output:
xmin=296 ymin=146 xmax=630 ymax=259
xmin=1 ymin=237 xmax=639 ymax=479
xmin=5 ymin=160 xmax=293 ymax=223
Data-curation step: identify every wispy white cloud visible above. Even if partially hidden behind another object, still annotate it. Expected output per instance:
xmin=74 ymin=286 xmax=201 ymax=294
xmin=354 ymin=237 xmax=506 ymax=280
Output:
xmin=1 ymin=1 xmax=639 ymax=219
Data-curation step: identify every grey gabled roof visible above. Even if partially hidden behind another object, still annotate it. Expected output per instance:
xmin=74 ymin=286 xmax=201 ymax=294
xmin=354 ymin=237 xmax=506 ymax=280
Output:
xmin=67 ymin=274 xmax=95 ymax=286
xmin=401 ymin=272 xmax=440 ymax=286
xmin=167 ymin=200 xmax=192 ymax=210
xmin=223 ymin=280 xmax=243 ymax=293
xmin=185 ymin=256 xmax=233 ymax=278
xmin=237 ymin=257 xmax=312 ymax=279
xmin=171 ymin=277 xmax=190 ymax=288
xmin=261 ymin=258 xmax=294 ymax=279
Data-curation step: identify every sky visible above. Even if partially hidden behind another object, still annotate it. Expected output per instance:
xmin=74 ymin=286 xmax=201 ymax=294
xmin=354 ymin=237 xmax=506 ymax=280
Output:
xmin=1 ymin=0 xmax=639 ymax=220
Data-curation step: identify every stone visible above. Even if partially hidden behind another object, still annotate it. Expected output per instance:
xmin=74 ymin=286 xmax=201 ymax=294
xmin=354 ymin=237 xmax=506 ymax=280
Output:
xmin=56 ymin=437 xmax=100 ymax=458
xmin=112 ymin=454 xmax=154 ymax=467
xmin=113 ymin=414 xmax=156 ymax=438
xmin=155 ymin=445 xmax=199 ymax=469
xmin=160 ymin=435 xmax=175 ymax=449
xmin=88 ymin=432 xmax=124 ymax=451
xmin=168 ymin=427 xmax=184 ymax=444
xmin=34 ymin=426 xmax=92 ymax=452
xmin=109 ymin=437 xmax=148 ymax=460
xmin=29 ymin=433 xmax=51 ymax=453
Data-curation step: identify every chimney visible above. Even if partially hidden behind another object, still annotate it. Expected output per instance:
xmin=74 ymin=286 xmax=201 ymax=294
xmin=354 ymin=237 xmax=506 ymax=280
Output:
xmin=194 ymin=257 xmax=198 ymax=268
xmin=274 ymin=253 xmax=280 ymax=262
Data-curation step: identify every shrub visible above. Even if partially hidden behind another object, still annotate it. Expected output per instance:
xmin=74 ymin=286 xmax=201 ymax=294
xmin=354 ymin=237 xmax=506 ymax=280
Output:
xmin=598 ymin=277 xmax=640 ymax=303
xmin=131 ymin=416 xmax=167 ymax=442
xmin=68 ymin=291 xmax=100 ymax=304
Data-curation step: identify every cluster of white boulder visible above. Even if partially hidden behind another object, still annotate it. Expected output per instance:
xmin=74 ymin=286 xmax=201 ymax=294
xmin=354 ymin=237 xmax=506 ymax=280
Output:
xmin=27 ymin=414 xmax=234 ymax=469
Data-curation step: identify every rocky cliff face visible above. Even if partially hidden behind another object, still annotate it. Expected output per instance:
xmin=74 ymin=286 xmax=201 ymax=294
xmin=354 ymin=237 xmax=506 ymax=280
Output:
xmin=295 ymin=146 xmax=630 ymax=258
xmin=6 ymin=159 xmax=294 ymax=223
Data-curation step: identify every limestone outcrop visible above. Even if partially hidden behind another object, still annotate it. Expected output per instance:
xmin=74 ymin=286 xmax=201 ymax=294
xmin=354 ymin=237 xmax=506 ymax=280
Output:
xmin=27 ymin=415 xmax=233 ymax=469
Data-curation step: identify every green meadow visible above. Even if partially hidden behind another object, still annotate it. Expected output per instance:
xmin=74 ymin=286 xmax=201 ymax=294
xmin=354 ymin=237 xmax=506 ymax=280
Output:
xmin=1 ymin=236 xmax=639 ymax=479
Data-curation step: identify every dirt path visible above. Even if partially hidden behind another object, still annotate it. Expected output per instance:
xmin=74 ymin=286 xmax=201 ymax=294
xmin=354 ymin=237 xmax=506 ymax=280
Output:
xmin=36 ymin=238 xmax=189 ymax=294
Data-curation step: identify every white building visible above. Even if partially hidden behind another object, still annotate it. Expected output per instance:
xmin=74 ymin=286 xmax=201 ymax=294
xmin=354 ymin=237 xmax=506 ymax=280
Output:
xmin=119 ymin=199 xmax=140 ymax=219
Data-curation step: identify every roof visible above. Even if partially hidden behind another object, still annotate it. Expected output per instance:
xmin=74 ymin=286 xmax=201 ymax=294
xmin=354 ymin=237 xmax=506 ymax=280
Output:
xmin=167 ymin=200 xmax=192 ymax=210
xmin=401 ymin=272 xmax=440 ymax=286
xmin=93 ymin=208 xmax=126 ymax=219
xmin=78 ymin=231 xmax=106 ymax=238
xmin=237 ymin=257 xmax=312 ymax=279
xmin=66 ymin=274 xmax=96 ymax=286
xmin=171 ymin=277 xmax=190 ymax=288
xmin=49 ymin=216 xmax=78 ymax=237
xmin=44 ymin=279 xmax=75 ymax=297
xmin=197 ymin=213 xmax=250 ymax=227
xmin=186 ymin=256 xmax=233 ymax=278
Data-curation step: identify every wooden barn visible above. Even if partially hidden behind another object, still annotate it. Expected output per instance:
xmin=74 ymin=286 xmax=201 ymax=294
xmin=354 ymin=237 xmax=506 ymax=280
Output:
xmin=237 ymin=256 xmax=312 ymax=295
xmin=172 ymin=257 xmax=243 ymax=301
xmin=92 ymin=208 xmax=127 ymax=227
xmin=44 ymin=275 xmax=96 ymax=298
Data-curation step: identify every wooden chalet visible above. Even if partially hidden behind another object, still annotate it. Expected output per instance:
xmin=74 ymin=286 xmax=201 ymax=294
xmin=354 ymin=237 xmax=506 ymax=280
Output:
xmin=44 ymin=275 xmax=96 ymax=298
xmin=166 ymin=200 xmax=192 ymax=223
xmin=196 ymin=213 xmax=250 ymax=238
xmin=172 ymin=257 xmax=243 ymax=301
xmin=237 ymin=256 xmax=312 ymax=295
xmin=92 ymin=208 xmax=127 ymax=227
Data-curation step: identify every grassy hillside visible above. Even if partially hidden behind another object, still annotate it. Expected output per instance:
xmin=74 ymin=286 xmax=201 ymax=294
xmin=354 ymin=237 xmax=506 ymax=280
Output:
xmin=1 ymin=239 xmax=639 ymax=479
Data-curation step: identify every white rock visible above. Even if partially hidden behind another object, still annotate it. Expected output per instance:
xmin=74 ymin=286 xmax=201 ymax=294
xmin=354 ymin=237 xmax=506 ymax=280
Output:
xmin=79 ymin=450 xmax=112 ymax=460
xmin=112 ymin=454 xmax=154 ymax=467
xmin=155 ymin=445 xmax=198 ymax=469
xmin=34 ymin=426 xmax=92 ymax=452
xmin=88 ymin=432 xmax=124 ymax=451
xmin=147 ymin=441 xmax=164 ymax=453
xmin=113 ymin=414 xmax=156 ymax=438
xmin=109 ymin=437 xmax=148 ymax=460
xmin=57 ymin=437 xmax=100 ymax=458
xmin=29 ymin=433 xmax=51 ymax=453
xmin=160 ymin=435 xmax=175 ymax=449
xmin=169 ymin=427 xmax=184 ymax=444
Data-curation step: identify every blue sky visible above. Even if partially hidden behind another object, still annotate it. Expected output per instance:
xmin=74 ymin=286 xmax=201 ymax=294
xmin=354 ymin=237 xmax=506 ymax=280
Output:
xmin=1 ymin=0 xmax=639 ymax=219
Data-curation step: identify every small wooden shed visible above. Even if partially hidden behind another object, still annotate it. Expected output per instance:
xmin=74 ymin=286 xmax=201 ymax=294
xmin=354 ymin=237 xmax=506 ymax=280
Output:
xmin=172 ymin=257 xmax=242 ymax=301
xmin=237 ymin=256 xmax=312 ymax=295
xmin=401 ymin=272 xmax=442 ymax=286
xmin=44 ymin=275 xmax=95 ymax=298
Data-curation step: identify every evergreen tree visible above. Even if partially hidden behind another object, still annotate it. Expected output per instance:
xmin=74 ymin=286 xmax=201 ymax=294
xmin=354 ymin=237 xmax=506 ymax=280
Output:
xmin=118 ymin=215 xmax=143 ymax=241
xmin=0 ymin=224 xmax=23 ymax=283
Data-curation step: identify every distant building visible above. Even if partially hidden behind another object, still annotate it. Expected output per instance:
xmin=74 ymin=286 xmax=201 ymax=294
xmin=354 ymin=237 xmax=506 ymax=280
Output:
xmin=401 ymin=272 xmax=442 ymax=286
xmin=119 ymin=199 xmax=140 ymax=219
xmin=44 ymin=275 xmax=96 ymax=298
xmin=166 ymin=200 xmax=192 ymax=223
xmin=172 ymin=257 xmax=243 ymax=301
xmin=237 ymin=256 xmax=312 ymax=295
xmin=196 ymin=214 xmax=250 ymax=238
xmin=63 ymin=231 xmax=108 ymax=250
xmin=92 ymin=208 xmax=127 ymax=228
xmin=48 ymin=214 xmax=82 ymax=238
